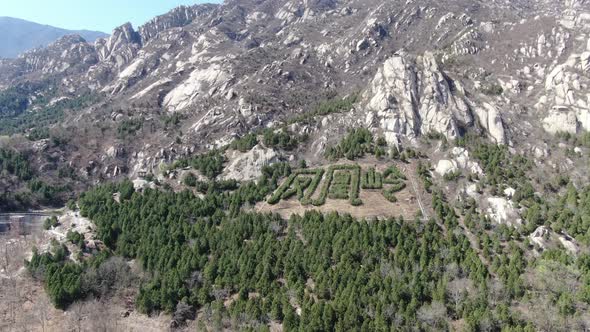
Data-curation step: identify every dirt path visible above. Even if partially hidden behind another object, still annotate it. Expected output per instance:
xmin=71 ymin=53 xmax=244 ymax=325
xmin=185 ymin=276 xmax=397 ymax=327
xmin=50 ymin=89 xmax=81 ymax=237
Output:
xmin=401 ymin=164 xmax=429 ymax=221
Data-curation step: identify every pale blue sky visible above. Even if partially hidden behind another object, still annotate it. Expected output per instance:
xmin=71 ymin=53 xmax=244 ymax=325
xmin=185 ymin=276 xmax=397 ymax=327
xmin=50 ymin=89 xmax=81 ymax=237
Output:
xmin=1 ymin=0 xmax=220 ymax=33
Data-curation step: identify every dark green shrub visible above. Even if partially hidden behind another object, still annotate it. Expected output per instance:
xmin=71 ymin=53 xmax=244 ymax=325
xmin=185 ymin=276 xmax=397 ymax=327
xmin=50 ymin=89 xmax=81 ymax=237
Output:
xmin=325 ymin=128 xmax=373 ymax=161
xmin=268 ymin=174 xmax=297 ymax=204
xmin=43 ymin=216 xmax=59 ymax=230
xmin=361 ymin=167 xmax=383 ymax=189
xmin=300 ymin=169 xmax=324 ymax=205
xmin=262 ymin=129 xmax=299 ymax=150
xmin=230 ymin=133 xmax=258 ymax=152
xmin=117 ymin=119 xmax=143 ymax=138
xmin=183 ymin=172 xmax=198 ymax=187
xmin=66 ymin=230 xmax=85 ymax=248
xmin=382 ymin=188 xmax=398 ymax=203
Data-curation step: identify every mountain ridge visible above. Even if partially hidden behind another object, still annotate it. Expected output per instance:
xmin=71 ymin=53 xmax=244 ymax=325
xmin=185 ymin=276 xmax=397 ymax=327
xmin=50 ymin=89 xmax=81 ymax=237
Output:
xmin=0 ymin=16 xmax=108 ymax=58
xmin=1 ymin=0 xmax=589 ymax=181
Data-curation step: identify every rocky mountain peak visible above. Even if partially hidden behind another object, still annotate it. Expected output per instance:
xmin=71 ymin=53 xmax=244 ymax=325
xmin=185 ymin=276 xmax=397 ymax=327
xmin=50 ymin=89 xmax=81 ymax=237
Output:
xmin=138 ymin=4 xmax=218 ymax=44
xmin=95 ymin=22 xmax=141 ymax=69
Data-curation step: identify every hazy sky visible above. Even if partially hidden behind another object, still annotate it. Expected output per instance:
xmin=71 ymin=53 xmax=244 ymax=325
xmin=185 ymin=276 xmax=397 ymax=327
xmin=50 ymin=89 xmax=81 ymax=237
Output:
xmin=1 ymin=0 xmax=220 ymax=33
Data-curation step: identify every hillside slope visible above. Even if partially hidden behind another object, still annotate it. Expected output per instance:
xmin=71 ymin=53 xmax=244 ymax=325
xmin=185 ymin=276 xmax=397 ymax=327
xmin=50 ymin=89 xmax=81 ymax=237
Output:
xmin=1 ymin=1 xmax=590 ymax=331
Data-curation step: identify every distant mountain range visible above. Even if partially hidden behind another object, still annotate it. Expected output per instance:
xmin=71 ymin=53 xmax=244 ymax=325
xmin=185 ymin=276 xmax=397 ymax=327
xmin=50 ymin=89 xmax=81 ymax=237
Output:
xmin=0 ymin=16 xmax=108 ymax=58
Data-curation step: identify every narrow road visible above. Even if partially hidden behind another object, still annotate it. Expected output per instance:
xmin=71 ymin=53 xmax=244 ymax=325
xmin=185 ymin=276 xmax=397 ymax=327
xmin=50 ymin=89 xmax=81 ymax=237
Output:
xmin=0 ymin=209 xmax=61 ymax=218
xmin=0 ymin=213 xmax=52 ymax=217
xmin=401 ymin=165 xmax=429 ymax=220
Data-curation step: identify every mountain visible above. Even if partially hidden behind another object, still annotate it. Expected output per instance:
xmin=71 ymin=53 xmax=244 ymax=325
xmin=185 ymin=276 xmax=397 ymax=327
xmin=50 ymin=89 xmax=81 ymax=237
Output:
xmin=1 ymin=0 xmax=588 ymax=178
xmin=1 ymin=1 xmax=590 ymax=330
xmin=0 ymin=16 xmax=108 ymax=58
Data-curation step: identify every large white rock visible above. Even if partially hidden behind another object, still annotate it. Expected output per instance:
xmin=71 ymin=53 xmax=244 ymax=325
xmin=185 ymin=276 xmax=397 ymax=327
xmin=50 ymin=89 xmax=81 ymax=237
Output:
xmin=95 ymin=23 xmax=140 ymax=69
xmin=529 ymin=226 xmax=551 ymax=249
xmin=487 ymin=197 xmax=520 ymax=226
xmin=132 ymin=179 xmax=156 ymax=191
xmin=504 ymin=187 xmax=516 ymax=199
xmin=132 ymin=78 xmax=173 ymax=100
xmin=365 ymin=52 xmax=472 ymax=141
xmin=545 ymin=63 xmax=578 ymax=106
xmin=474 ymin=103 xmax=506 ymax=144
xmin=558 ymin=234 xmax=579 ymax=254
xmin=577 ymin=107 xmax=590 ymax=131
xmin=581 ymin=52 xmax=590 ymax=72
xmin=222 ymin=145 xmax=279 ymax=181
xmin=543 ymin=107 xmax=578 ymax=134
xmin=164 ymin=63 xmax=230 ymax=112
xmin=451 ymin=147 xmax=483 ymax=175
xmin=435 ymin=160 xmax=458 ymax=176
xmin=435 ymin=148 xmax=483 ymax=177
xmin=529 ymin=226 xmax=579 ymax=254
xmin=462 ymin=183 xmax=479 ymax=199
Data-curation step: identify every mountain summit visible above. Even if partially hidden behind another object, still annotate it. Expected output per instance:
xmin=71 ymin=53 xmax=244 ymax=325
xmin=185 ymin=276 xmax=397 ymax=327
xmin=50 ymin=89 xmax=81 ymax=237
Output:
xmin=0 ymin=16 xmax=108 ymax=58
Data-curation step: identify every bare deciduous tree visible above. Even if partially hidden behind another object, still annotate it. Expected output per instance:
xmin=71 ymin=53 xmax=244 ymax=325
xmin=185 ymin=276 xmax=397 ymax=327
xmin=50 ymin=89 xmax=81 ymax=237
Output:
xmin=66 ymin=301 xmax=86 ymax=332
xmin=417 ymin=301 xmax=447 ymax=328
xmin=447 ymin=278 xmax=471 ymax=312
xmin=489 ymin=279 xmax=507 ymax=306
xmin=86 ymin=299 xmax=117 ymax=332
xmin=33 ymin=294 xmax=51 ymax=332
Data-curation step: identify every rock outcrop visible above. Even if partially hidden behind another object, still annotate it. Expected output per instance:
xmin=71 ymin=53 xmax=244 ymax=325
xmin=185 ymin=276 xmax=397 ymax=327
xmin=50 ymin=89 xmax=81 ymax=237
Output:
xmin=95 ymin=23 xmax=141 ymax=69
xmin=487 ymin=197 xmax=520 ymax=226
xmin=222 ymin=145 xmax=279 ymax=181
xmin=529 ymin=226 xmax=580 ymax=255
xmin=365 ymin=52 xmax=473 ymax=141
xmin=474 ymin=103 xmax=506 ymax=144
xmin=13 ymin=35 xmax=97 ymax=75
xmin=435 ymin=147 xmax=483 ymax=177
xmin=543 ymin=107 xmax=579 ymax=134
xmin=163 ymin=63 xmax=232 ymax=112
xmin=435 ymin=160 xmax=458 ymax=177
xmin=138 ymin=5 xmax=215 ymax=44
